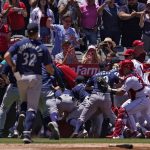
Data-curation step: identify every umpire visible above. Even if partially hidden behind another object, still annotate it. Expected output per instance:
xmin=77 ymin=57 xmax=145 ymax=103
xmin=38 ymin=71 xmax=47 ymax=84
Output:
xmin=4 ymin=23 xmax=54 ymax=144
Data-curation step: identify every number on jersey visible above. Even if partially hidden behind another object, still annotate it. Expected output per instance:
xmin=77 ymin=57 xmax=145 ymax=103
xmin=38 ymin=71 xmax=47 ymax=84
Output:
xmin=22 ymin=53 xmax=37 ymax=67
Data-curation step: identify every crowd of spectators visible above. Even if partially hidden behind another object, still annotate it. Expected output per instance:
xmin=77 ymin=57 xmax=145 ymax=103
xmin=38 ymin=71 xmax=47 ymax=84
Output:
xmin=0 ymin=0 xmax=150 ymax=65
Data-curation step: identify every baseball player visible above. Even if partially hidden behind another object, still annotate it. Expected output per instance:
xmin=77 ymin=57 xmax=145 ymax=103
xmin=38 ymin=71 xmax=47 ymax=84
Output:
xmin=71 ymin=62 xmax=119 ymax=137
xmin=123 ymin=49 xmax=144 ymax=79
xmin=4 ymin=23 xmax=54 ymax=144
xmin=0 ymin=59 xmax=21 ymax=138
xmin=110 ymin=60 xmax=150 ymax=139
xmin=38 ymin=65 xmax=66 ymax=140
xmin=71 ymin=75 xmax=90 ymax=103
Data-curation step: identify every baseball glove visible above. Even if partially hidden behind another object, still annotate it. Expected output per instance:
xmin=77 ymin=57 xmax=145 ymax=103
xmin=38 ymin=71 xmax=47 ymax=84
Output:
xmin=97 ymin=76 xmax=108 ymax=93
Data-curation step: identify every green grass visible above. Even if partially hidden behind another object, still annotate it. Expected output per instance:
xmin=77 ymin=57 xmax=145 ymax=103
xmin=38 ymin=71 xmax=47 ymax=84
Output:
xmin=0 ymin=138 xmax=150 ymax=144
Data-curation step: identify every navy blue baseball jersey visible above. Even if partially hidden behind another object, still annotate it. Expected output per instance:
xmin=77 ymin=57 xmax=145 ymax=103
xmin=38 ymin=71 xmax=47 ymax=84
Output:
xmin=41 ymin=66 xmax=56 ymax=91
xmin=8 ymin=38 xmax=52 ymax=75
xmin=86 ymin=70 xmax=119 ymax=93
xmin=41 ymin=65 xmax=65 ymax=90
xmin=55 ymin=88 xmax=73 ymax=98
xmin=72 ymin=83 xmax=90 ymax=103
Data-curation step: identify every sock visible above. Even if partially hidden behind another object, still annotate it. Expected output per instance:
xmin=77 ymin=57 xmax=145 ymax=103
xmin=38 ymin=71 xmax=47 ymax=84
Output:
xmin=74 ymin=120 xmax=83 ymax=133
xmin=24 ymin=111 xmax=36 ymax=131
xmin=69 ymin=119 xmax=77 ymax=128
xmin=50 ymin=112 xmax=58 ymax=122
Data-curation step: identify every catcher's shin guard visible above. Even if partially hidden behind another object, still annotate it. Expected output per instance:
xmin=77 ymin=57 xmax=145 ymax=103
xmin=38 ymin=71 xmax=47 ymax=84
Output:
xmin=113 ymin=107 xmax=127 ymax=138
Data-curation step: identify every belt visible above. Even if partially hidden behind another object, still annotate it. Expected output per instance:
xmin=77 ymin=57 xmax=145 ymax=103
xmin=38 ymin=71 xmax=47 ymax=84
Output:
xmin=83 ymin=28 xmax=95 ymax=31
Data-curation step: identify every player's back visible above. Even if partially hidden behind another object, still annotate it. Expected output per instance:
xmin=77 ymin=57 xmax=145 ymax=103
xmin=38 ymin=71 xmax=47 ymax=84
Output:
xmin=9 ymin=38 xmax=52 ymax=75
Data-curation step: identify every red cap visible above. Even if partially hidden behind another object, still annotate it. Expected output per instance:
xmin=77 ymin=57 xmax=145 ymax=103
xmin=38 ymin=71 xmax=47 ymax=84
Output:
xmin=123 ymin=49 xmax=135 ymax=56
xmin=132 ymin=40 xmax=144 ymax=47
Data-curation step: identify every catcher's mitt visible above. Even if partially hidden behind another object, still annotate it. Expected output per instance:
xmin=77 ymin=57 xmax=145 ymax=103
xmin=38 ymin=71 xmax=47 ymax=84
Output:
xmin=97 ymin=76 xmax=108 ymax=93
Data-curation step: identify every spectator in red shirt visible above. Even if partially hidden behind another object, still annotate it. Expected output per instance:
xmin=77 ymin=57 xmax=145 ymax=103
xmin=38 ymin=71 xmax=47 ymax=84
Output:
xmin=3 ymin=0 xmax=27 ymax=36
xmin=0 ymin=13 xmax=11 ymax=58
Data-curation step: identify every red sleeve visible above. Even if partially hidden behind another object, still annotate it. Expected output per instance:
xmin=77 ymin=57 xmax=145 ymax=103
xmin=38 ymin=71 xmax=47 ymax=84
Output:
xmin=3 ymin=2 xmax=9 ymax=10
xmin=3 ymin=24 xmax=9 ymax=33
xmin=19 ymin=2 xmax=26 ymax=10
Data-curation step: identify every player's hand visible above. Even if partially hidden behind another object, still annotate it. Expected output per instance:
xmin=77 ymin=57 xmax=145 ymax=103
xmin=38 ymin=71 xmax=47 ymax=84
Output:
xmin=131 ymin=11 xmax=137 ymax=17
xmin=12 ymin=7 xmax=22 ymax=12
xmin=11 ymin=65 xmax=16 ymax=73
xmin=141 ymin=11 xmax=145 ymax=17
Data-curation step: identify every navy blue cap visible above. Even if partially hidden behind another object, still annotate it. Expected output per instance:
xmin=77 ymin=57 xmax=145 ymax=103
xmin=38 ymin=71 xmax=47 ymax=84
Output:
xmin=75 ymin=75 xmax=85 ymax=84
xmin=27 ymin=23 xmax=38 ymax=34
xmin=99 ymin=61 xmax=112 ymax=69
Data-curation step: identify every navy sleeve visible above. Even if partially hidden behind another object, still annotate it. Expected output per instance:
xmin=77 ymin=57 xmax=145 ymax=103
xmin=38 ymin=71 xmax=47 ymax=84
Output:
xmin=86 ymin=75 xmax=94 ymax=87
xmin=53 ymin=65 xmax=65 ymax=89
xmin=8 ymin=41 xmax=20 ymax=56
xmin=43 ymin=47 xmax=53 ymax=66
xmin=1 ymin=63 xmax=10 ymax=76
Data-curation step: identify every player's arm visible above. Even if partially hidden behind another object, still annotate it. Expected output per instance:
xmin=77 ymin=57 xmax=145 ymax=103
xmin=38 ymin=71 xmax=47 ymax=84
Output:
xmin=85 ymin=76 xmax=94 ymax=91
xmin=109 ymin=86 xmax=126 ymax=96
xmin=45 ymin=64 xmax=54 ymax=76
xmin=1 ymin=63 xmax=11 ymax=85
xmin=4 ymin=52 xmax=16 ymax=72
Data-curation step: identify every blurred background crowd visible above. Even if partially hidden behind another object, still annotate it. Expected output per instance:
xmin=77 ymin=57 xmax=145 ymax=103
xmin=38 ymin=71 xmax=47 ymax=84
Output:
xmin=0 ymin=0 xmax=150 ymax=65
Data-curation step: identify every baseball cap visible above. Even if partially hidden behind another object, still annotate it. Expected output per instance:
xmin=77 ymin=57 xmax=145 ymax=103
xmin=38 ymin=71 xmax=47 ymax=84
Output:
xmin=119 ymin=59 xmax=134 ymax=69
xmin=123 ymin=49 xmax=135 ymax=56
xmin=132 ymin=40 xmax=144 ymax=47
xmin=27 ymin=23 xmax=38 ymax=34
xmin=62 ymin=39 xmax=71 ymax=45
xmin=88 ymin=45 xmax=96 ymax=50
xmin=75 ymin=75 xmax=85 ymax=83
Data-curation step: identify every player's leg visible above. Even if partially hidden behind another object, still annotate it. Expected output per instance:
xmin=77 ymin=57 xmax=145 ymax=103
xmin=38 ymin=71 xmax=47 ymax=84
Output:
xmin=72 ymin=94 xmax=98 ymax=136
xmin=0 ymin=84 xmax=19 ymax=137
xmin=22 ymin=75 xmax=42 ymax=144
xmin=90 ymin=113 xmax=103 ymax=138
xmin=113 ymin=97 xmax=150 ymax=138
xmin=45 ymin=93 xmax=60 ymax=140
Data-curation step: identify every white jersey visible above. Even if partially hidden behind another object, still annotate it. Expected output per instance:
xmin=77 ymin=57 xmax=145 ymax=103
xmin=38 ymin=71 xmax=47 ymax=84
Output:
xmin=132 ymin=59 xmax=144 ymax=79
xmin=29 ymin=7 xmax=55 ymax=38
xmin=29 ymin=7 xmax=42 ymax=37
xmin=123 ymin=75 xmax=146 ymax=99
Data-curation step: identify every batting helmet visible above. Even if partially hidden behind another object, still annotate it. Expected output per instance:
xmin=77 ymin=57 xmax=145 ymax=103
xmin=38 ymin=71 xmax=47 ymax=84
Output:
xmin=119 ymin=60 xmax=134 ymax=76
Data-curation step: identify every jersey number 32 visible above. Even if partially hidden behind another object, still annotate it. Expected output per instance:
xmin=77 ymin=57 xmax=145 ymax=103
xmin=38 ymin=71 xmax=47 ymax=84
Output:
xmin=22 ymin=53 xmax=37 ymax=67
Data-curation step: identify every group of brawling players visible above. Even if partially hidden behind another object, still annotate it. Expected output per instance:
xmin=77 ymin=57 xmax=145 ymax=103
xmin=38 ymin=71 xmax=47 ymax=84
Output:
xmin=1 ymin=23 xmax=150 ymax=144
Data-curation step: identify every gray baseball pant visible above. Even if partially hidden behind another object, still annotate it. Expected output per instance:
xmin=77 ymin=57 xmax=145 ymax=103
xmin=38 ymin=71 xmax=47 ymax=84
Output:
xmin=0 ymin=84 xmax=20 ymax=130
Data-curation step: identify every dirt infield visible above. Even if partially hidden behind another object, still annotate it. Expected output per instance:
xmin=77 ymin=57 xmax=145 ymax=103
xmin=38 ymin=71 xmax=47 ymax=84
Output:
xmin=0 ymin=143 xmax=150 ymax=150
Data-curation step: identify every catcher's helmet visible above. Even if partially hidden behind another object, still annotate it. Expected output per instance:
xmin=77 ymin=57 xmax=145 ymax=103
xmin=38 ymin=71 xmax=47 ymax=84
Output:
xmin=119 ymin=59 xmax=134 ymax=76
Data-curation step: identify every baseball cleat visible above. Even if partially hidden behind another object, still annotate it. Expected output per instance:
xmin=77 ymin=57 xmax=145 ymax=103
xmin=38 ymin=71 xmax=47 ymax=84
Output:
xmin=145 ymin=131 xmax=150 ymax=138
xmin=70 ymin=132 xmax=78 ymax=138
xmin=23 ymin=131 xmax=32 ymax=144
xmin=8 ymin=130 xmax=19 ymax=138
xmin=77 ymin=129 xmax=88 ymax=138
xmin=23 ymin=137 xmax=32 ymax=144
xmin=48 ymin=122 xmax=60 ymax=140
xmin=17 ymin=113 xmax=25 ymax=134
